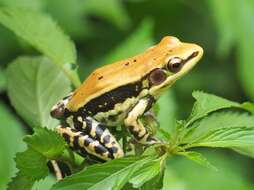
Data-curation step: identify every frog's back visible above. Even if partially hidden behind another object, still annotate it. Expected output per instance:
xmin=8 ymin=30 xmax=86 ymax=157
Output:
xmin=67 ymin=36 xmax=181 ymax=112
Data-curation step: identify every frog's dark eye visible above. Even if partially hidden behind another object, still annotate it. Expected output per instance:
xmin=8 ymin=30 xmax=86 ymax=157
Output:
xmin=167 ymin=57 xmax=183 ymax=73
xmin=149 ymin=68 xmax=167 ymax=85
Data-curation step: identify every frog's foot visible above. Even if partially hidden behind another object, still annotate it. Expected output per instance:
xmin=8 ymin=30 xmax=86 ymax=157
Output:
xmin=56 ymin=124 xmax=124 ymax=161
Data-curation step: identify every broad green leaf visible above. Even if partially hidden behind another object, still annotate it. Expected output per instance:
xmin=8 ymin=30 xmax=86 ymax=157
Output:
xmin=83 ymin=0 xmax=130 ymax=30
xmin=183 ymin=112 xmax=254 ymax=143
xmin=141 ymin=171 xmax=164 ymax=190
xmin=232 ymin=0 xmax=254 ymax=100
xmin=7 ymin=172 xmax=34 ymax=190
xmin=7 ymin=56 xmax=71 ymax=128
xmin=233 ymin=146 xmax=254 ymax=159
xmin=208 ymin=0 xmax=254 ymax=100
xmin=129 ymin=158 xmax=162 ymax=188
xmin=103 ymin=19 xmax=154 ymax=64
xmin=33 ymin=175 xmax=56 ymax=190
xmin=24 ymin=127 xmax=65 ymax=159
xmin=169 ymin=151 xmax=254 ymax=190
xmin=51 ymin=156 xmax=154 ymax=190
xmin=176 ymin=151 xmax=217 ymax=170
xmin=157 ymin=90 xmax=177 ymax=139
xmin=185 ymin=126 xmax=254 ymax=149
xmin=15 ymin=148 xmax=48 ymax=181
xmin=207 ymin=0 xmax=235 ymax=57
xmin=241 ymin=102 xmax=254 ymax=115
xmin=0 ymin=0 xmax=44 ymax=10
xmin=45 ymin=0 xmax=92 ymax=39
xmin=162 ymin=166 xmax=186 ymax=190
xmin=0 ymin=66 xmax=6 ymax=91
xmin=0 ymin=7 xmax=80 ymax=86
xmin=187 ymin=91 xmax=243 ymax=126
xmin=0 ymin=102 xmax=25 ymax=190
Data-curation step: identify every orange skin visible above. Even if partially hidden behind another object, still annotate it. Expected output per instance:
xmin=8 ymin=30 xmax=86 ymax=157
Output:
xmin=67 ymin=36 xmax=203 ymax=112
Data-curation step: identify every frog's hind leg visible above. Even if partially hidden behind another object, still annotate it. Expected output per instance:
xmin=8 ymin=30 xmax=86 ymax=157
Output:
xmin=56 ymin=117 xmax=124 ymax=160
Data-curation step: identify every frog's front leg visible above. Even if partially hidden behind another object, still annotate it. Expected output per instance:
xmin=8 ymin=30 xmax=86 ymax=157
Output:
xmin=56 ymin=116 xmax=124 ymax=160
xmin=124 ymin=98 xmax=158 ymax=144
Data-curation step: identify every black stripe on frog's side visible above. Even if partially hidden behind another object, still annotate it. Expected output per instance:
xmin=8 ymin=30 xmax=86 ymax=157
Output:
xmin=79 ymin=81 xmax=143 ymax=115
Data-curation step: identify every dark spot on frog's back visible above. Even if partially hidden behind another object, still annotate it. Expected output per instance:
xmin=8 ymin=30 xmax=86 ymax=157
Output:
xmin=98 ymin=76 xmax=103 ymax=80
xmin=124 ymin=62 xmax=129 ymax=66
xmin=133 ymin=59 xmax=137 ymax=62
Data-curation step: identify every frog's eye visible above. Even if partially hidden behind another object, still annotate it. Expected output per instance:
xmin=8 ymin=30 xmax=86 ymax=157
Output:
xmin=167 ymin=57 xmax=183 ymax=73
xmin=149 ymin=68 xmax=167 ymax=85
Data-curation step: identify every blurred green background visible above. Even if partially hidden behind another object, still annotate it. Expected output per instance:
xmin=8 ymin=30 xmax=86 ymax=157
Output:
xmin=0 ymin=0 xmax=254 ymax=189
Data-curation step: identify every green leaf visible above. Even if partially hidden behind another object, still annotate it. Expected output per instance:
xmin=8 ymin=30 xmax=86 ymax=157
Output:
xmin=162 ymin=165 xmax=186 ymax=190
xmin=32 ymin=175 xmax=56 ymax=190
xmin=168 ymin=151 xmax=254 ymax=190
xmin=0 ymin=66 xmax=6 ymax=92
xmin=157 ymin=90 xmax=177 ymax=139
xmin=7 ymin=172 xmax=34 ymax=190
xmin=208 ymin=0 xmax=254 ymax=100
xmin=141 ymin=171 xmax=164 ymax=190
xmin=241 ymin=102 xmax=254 ymax=115
xmin=103 ymin=19 xmax=154 ymax=64
xmin=51 ymin=156 xmax=154 ymax=190
xmin=129 ymin=158 xmax=162 ymax=188
xmin=0 ymin=102 xmax=25 ymax=190
xmin=207 ymin=0 xmax=235 ymax=57
xmin=83 ymin=0 xmax=130 ymax=30
xmin=45 ymin=0 xmax=92 ymax=39
xmin=183 ymin=112 xmax=254 ymax=143
xmin=7 ymin=56 xmax=71 ymax=128
xmin=176 ymin=151 xmax=217 ymax=171
xmin=185 ymin=126 xmax=254 ymax=149
xmin=24 ymin=127 xmax=65 ymax=159
xmin=15 ymin=148 xmax=49 ymax=181
xmin=0 ymin=7 xmax=80 ymax=86
xmin=187 ymin=91 xmax=243 ymax=126
xmin=0 ymin=0 xmax=44 ymax=10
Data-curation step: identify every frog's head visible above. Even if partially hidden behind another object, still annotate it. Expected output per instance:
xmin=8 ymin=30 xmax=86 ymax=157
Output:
xmin=147 ymin=36 xmax=203 ymax=97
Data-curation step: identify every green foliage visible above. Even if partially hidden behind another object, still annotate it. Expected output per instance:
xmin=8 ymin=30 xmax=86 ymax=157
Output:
xmin=51 ymin=156 xmax=155 ymax=190
xmin=8 ymin=127 xmax=66 ymax=189
xmin=187 ymin=91 xmax=242 ymax=126
xmin=1 ymin=1 xmax=254 ymax=189
xmin=0 ymin=7 xmax=80 ymax=86
xmin=176 ymin=151 xmax=217 ymax=171
xmin=129 ymin=157 xmax=163 ymax=188
xmin=15 ymin=148 xmax=48 ymax=181
xmin=186 ymin=127 xmax=254 ymax=148
xmin=0 ymin=102 xmax=25 ymax=190
xmin=6 ymin=56 xmax=71 ymax=128
xmin=8 ymin=172 xmax=34 ymax=190
xmin=0 ymin=66 xmax=6 ymax=91
xmin=103 ymin=19 xmax=154 ymax=65
xmin=208 ymin=0 xmax=254 ymax=100
xmin=24 ymin=127 xmax=66 ymax=159
xmin=83 ymin=0 xmax=130 ymax=30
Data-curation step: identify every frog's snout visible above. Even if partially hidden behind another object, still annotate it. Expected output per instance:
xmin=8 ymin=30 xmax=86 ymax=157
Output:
xmin=50 ymin=101 xmax=65 ymax=119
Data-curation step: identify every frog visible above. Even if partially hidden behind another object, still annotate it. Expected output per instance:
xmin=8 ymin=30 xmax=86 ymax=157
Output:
xmin=50 ymin=36 xmax=203 ymax=161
